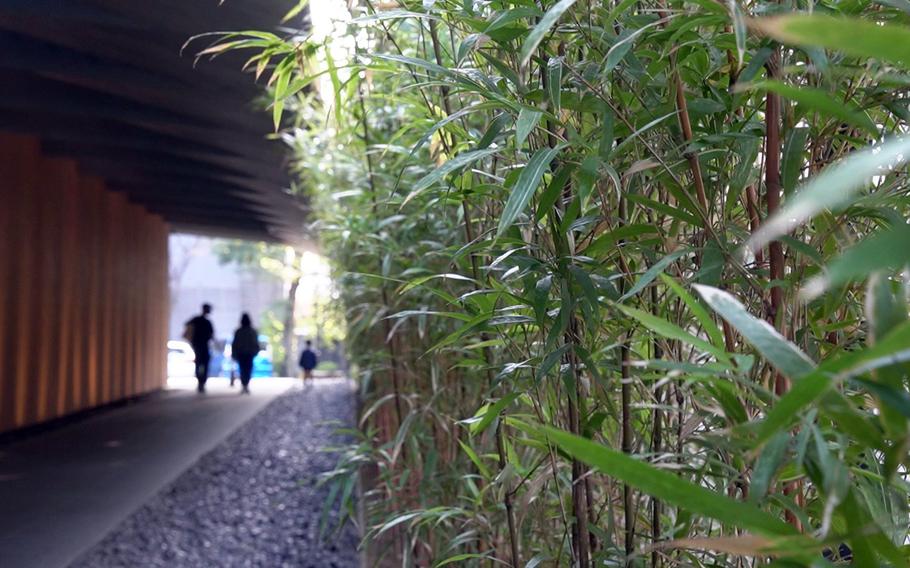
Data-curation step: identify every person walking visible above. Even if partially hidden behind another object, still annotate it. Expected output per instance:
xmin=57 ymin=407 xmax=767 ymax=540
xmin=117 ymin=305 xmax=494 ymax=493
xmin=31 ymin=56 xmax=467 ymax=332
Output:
xmin=184 ymin=303 xmax=215 ymax=393
xmin=232 ymin=313 xmax=260 ymax=394
xmin=298 ymin=340 xmax=317 ymax=386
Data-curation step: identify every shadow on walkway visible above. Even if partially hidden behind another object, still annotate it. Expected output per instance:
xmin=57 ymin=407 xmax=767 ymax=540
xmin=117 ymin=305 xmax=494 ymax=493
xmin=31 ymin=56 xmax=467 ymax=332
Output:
xmin=0 ymin=377 xmax=298 ymax=568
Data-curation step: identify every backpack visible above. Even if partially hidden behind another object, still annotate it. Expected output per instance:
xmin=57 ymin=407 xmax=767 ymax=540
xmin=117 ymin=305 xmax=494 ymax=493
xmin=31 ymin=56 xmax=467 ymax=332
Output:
xmin=234 ymin=328 xmax=260 ymax=357
xmin=182 ymin=321 xmax=194 ymax=342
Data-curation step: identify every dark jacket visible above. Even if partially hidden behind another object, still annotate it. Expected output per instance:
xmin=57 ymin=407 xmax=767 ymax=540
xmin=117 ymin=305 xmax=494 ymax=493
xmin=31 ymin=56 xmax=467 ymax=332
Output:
xmin=299 ymin=349 xmax=317 ymax=370
xmin=187 ymin=315 xmax=214 ymax=352
xmin=232 ymin=327 xmax=260 ymax=358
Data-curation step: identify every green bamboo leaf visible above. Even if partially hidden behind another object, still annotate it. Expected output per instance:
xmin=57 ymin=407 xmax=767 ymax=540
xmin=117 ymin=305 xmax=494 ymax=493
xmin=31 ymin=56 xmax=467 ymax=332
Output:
xmin=497 ymin=146 xmax=562 ymax=236
xmin=854 ymin=377 xmax=910 ymax=419
xmin=626 ymin=194 xmax=700 ymax=225
xmin=659 ymin=274 xmax=726 ymax=349
xmin=802 ymin=224 xmax=910 ymax=299
xmin=385 ymin=310 xmax=474 ymax=322
xmin=753 ymin=373 xmax=830 ymax=446
xmin=515 ymin=107 xmax=542 ymax=148
xmin=781 ymin=127 xmax=809 ymax=196
xmin=351 ymin=10 xmax=440 ymax=25
xmin=457 ymin=440 xmax=490 ymax=479
xmin=535 ymin=164 xmax=574 ymax=222
xmin=873 ymin=0 xmax=910 ymax=14
xmin=753 ymin=320 xmax=910 ymax=444
xmin=519 ymin=0 xmax=578 ymax=68
xmin=746 ymin=135 xmax=910 ymax=252
xmin=620 ymin=249 xmax=690 ymax=301
xmin=323 ymin=46 xmax=343 ymax=127
xmin=534 ymin=426 xmax=797 ymax=536
xmin=615 ymin=304 xmax=731 ymax=364
xmin=373 ymin=52 xmax=450 ymax=76
xmin=548 ymin=57 xmax=563 ymax=110
xmin=603 ymin=28 xmax=636 ymax=74
xmin=400 ymin=273 xmax=479 ymax=293
xmin=485 ymin=7 xmax=541 ymax=33
xmin=282 ymin=0 xmax=308 ymax=22
xmin=750 ymin=432 xmax=789 ymax=502
xmin=728 ymin=0 xmax=747 ymax=67
xmin=613 ymin=111 xmax=678 ymax=156
xmin=411 ymin=103 xmax=495 ymax=155
xmin=867 ymin=271 xmax=908 ymax=344
xmin=874 ymin=0 xmax=910 ymax=14
xmin=435 ymin=553 xmax=490 ymax=567
xmin=584 ymin=223 xmax=656 ymax=256
xmin=746 ymin=81 xmax=876 ymax=135
xmin=375 ymin=511 xmax=423 ymax=536
xmin=693 ymin=285 xmax=816 ymax=379
xmin=478 ymin=113 xmax=511 ymax=150
xmin=753 ymin=14 xmax=910 ymax=68
xmin=272 ymin=97 xmax=285 ymax=131
xmin=469 ymin=393 xmax=520 ymax=436
xmin=726 ymin=138 xmax=759 ymax=216
xmin=405 ymin=148 xmax=500 ymax=205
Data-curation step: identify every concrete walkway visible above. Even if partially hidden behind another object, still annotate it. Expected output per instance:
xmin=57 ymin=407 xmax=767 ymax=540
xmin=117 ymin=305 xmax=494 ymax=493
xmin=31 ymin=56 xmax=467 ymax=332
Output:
xmin=0 ymin=377 xmax=296 ymax=568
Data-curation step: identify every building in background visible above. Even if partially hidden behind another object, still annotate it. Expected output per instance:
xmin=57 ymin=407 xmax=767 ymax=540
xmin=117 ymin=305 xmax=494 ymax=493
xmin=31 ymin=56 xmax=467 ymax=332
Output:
xmin=169 ymin=234 xmax=284 ymax=341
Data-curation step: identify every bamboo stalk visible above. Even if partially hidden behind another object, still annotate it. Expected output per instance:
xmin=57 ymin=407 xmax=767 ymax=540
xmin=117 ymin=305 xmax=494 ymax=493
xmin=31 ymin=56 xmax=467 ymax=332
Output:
xmin=426 ymin=19 xmax=521 ymax=566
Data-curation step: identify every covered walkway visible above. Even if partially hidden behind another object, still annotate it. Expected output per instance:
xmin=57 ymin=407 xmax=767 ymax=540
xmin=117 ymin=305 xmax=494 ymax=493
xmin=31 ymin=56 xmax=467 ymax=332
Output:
xmin=0 ymin=4 xmax=334 ymax=566
xmin=0 ymin=0 xmax=308 ymax=437
xmin=0 ymin=378 xmax=296 ymax=568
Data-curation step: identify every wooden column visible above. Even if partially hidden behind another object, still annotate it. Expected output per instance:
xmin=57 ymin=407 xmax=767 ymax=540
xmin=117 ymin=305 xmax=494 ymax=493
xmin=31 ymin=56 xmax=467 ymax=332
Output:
xmin=55 ymin=160 xmax=80 ymax=418
xmin=34 ymin=158 xmax=66 ymax=422
xmin=11 ymin=138 xmax=40 ymax=428
xmin=0 ymin=135 xmax=40 ymax=431
xmin=99 ymin=188 xmax=115 ymax=405
xmin=110 ymin=192 xmax=127 ymax=402
xmin=0 ymin=133 xmax=172 ymax=433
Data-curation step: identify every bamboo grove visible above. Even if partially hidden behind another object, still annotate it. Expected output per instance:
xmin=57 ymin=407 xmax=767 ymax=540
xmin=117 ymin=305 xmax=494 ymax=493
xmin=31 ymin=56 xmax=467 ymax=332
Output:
xmin=200 ymin=0 xmax=910 ymax=564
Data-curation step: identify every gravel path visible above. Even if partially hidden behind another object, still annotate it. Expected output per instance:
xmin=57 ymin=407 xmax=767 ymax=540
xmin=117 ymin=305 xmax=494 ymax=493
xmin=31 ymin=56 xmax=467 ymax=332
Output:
xmin=71 ymin=380 xmax=360 ymax=568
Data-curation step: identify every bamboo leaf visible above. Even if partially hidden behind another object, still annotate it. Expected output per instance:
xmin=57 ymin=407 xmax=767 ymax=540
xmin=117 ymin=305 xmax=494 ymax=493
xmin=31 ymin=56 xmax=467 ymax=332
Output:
xmin=746 ymin=135 xmax=910 ymax=252
xmin=802 ymin=223 xmax=910 ymax=299
xmin=753 ymin=14 xmax=910 ymax=68
xmin=515 ymin=108 xmax=542 ymax=148
xmin=616 ymin=304 xmax=731 ymax=364
xmin=750 ymin=432 xmax=789 ymax=501
xmin=469 ymin=393 xmax=520 ymax=435
xmin=406 ymin=148 xmax=500 ymax=205
xmin=753 ymin=320 xmax=910 ymax=444
xmin=620 ymin=249 xmax=691 ymax=301
xmin=497 ymin=146 xmax=562 ymax=236
xmin=534 ymin=425 xmax=797 ymax=536
xmin=693 ymin=285 xmax=816 ymax=379
xmin=435 ymin=553 xmax=491 ymax=567
xmin=519 ymin=0 xmax=579 ymax=68
xmin=660 ymin=274 xmax=726 ymax=349
xmin=746 ymin=81 xmax=876 ymax=135
xmin=728 ymin=0 xmax=747 ymax=67
xmin=781 ymin=127 xmax=809 ymax=196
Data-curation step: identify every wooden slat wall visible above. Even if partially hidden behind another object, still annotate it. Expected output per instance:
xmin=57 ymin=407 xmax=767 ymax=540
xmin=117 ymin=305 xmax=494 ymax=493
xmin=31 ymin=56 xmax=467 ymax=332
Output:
xmin=0 ymin=133 xmax=169 ymax=433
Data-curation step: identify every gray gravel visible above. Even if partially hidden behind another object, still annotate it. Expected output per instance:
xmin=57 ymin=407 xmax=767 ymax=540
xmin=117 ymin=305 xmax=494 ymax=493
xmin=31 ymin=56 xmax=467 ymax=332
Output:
xmin=71 ymin=380 xmax=360 ymax=568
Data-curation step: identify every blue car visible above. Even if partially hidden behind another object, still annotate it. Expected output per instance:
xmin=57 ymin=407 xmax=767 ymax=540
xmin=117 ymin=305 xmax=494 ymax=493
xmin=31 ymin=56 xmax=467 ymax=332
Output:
xmin=220 ymin=335 xmax=274 ymax=378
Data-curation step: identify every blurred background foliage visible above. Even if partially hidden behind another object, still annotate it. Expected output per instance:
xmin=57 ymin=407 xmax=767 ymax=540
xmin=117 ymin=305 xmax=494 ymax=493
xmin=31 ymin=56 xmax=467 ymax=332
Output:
xmin=199 ymin=0 xmax=910 ymax=564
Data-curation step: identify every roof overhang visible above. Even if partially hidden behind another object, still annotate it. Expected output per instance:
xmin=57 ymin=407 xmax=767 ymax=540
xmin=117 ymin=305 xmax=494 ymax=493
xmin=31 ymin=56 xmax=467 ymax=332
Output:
xmin=0 ymin=0 xmax=306 ymax=243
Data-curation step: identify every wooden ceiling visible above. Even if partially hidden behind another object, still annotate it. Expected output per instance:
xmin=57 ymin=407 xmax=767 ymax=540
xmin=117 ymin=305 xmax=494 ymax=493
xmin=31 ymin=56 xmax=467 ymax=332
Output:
xmin=0 ymin=0 xmax=306 ymax=243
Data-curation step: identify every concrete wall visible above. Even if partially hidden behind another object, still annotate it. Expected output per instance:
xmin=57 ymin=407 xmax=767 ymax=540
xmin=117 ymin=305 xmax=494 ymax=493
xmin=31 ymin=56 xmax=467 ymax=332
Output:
xmin=0 ymin=134 xmax=169 ymax=433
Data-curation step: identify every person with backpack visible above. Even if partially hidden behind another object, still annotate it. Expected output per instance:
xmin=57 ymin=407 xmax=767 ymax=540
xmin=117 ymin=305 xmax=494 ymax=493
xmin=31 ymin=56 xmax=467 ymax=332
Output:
xmin=184 ymin=303 xmax=215 ymax=393
xmin=232 ymin=313 xmax=261 ymax=394
xmin=298 ymin=340 xmax=317 ymax=386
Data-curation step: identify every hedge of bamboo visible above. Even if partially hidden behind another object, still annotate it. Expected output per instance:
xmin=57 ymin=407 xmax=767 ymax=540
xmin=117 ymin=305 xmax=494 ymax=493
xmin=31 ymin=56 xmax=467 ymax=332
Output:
xmin=201 ymin=0 xmax=910 ymax=564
